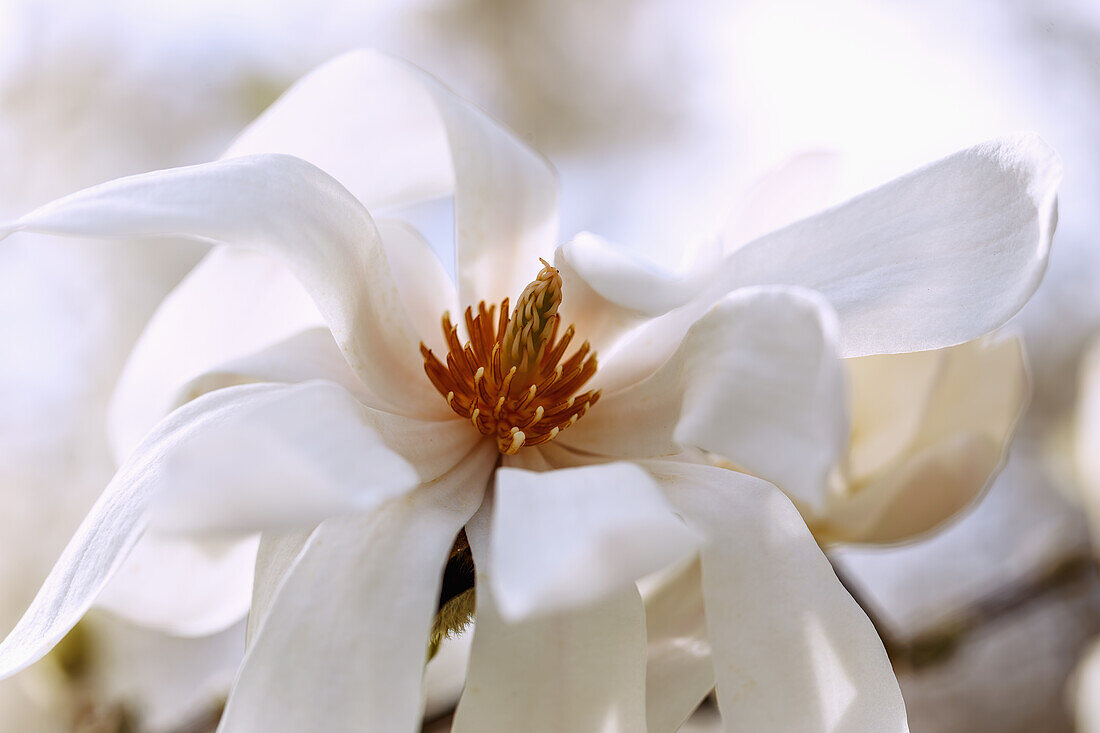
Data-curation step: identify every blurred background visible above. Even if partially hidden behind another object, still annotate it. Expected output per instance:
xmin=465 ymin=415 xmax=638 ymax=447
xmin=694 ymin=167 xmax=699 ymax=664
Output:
xmin=2 ymin=0 xmax=1100 ymax=730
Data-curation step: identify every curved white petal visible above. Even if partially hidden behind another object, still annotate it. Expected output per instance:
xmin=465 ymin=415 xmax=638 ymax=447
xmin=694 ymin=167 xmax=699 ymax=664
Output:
xmin=226 ymin=51 xmax=453 ymax=211
xmin=424 ymin=629 xmax=475 ymax=722
xmin=218 ymin=441 xmax=497 ymax=733
xmin=175 ymin=327 xmax=374 ymax=408
xmin=176 ymin=328 xmax=476 ymax=485
xmin=642 ymin=559 xmax=715 ymax=733
xmin=825 ymin=335 xmax=1028 ymax=544
xmin=845 ymin=348 xmax=946 ymax=483
xmin=0 ymin=381 xmax=415 ymax=678
xmin=116 ymin=219 xmax=456 ymax=462
xmin=246 ymin=529 xmax=314 ymax=646
xmin=724 ymin=134 xmax=1061 ymax=357
xmin=109 ymin=245 xmax=324 ymax=462
xmin=552 ymin=236 xmax=647 ymax=356
xmin=589 ymin=135 xmax=1060 ymax=385
xmin=822 ymin=434 xmax=1002 ymax=545
xmin=2 ymin=153 xmax=447 ymax=421
xmin=566 ymin=286 xmax=846 ymax=512
xmin=227 ymin=49 xmax=559 ymax=307
xmin=648 ymin=461 xmax=908 ymax=733
xmin=553 ymin=232 xmax=721 ymax=360
xmin=491 ymin=462 xmax=699 ymax=620
xmin=890 ymin=335 xmax=1027 ymax=462
xmin=452 ymin=496 xmax=648 ymax=733
xmin=428 ymin=72 xmax=559 ymax=308
xmin=95 ymin=533 xmax=259 ymax=637
xmin=556 ymin=232 xmax=709 ymax=318
xmin=145 ymin=381 xmax=420 ymax=535
xmin=376 ymin=218 xmax=458 ymax=352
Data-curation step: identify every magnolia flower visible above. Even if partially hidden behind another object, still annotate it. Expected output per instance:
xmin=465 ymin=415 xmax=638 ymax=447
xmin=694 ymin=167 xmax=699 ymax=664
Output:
xmin=0 ymin=50 xmax=1059 ymax=732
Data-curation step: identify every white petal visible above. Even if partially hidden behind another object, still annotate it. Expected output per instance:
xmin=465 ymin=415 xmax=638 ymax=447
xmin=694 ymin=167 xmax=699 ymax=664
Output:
xmin=174 ymin=327 xmax=375 ymax=408
xmin=424 ymin=629 xmax=474 ymax=722
xmin=227 ymin=49 xmax=559 ymax=307
xmin=556 ymin=232 xmax=710 ymax=318
xmin=95 ymin=532 xmax=258 ymax=637
xmin=246 ymin=528 xmax=314 ymax=646
xmin=566 ymin=286 xmax=847 ymax=512
xmin=218 ymin=441 xmax=497 ymax=733
xmin=226 ymin=51 xmax=453 ymax=211
xmin=724 ymin=134 xmax=1061 ymax=356
xmin=431 ymin=73 xmax=559 ymax=308
xmin=551 ymin=237 xmax=647 ymax=356
xmin=491 ymin=462 xmax=699 ymax=620
xmin=120 ymin=227 xmax=458 ymax=463
xmin=452 ymin=496 xmax=648 ymax=733
xmin=845 ymin=348 xmax=946 ymax=483
xmin=824 ymin=335 xmax=1028 ymax=543
xmin=109 ymin=245 xmax=324 ymax=462
xmin=642 ymin=559 xmax=715 ymax=733
xmin=376 ymin=218 xmax=458 ymax=352
xmin=648 ymin=461 xmax=908 ymax=733
xmin=822 ymin=434 xmax=1002 ymax=546
xmin=145 ymin=381 xmax=420 ymax=534
xmin=0 ymin=381 xmax=414 ymax=678
xmin=890 ymin=335 xmax=1027 ymax=461
xmin=590 ymin=135 xmax=1060 ymax=385
xmin=2 ymin=153 xmax=447 ymax=420
xmin=552 ymin=232 xmax=722 ymax=359
xmin=177 ymin=330 xmax=478 ymax=485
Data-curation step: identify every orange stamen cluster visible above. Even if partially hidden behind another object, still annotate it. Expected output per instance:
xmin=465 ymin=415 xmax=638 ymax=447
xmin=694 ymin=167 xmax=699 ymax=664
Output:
xmin=420 ymin=260 xmax=600 ymax=455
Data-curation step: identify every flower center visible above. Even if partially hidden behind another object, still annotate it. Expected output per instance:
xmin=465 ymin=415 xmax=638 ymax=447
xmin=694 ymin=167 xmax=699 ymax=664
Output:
xmin=420 ymin=260 xmax=600 ymax=454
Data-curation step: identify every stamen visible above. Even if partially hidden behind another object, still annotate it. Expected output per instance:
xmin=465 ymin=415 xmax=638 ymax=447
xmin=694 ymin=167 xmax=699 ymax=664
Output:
xmin=420 ymin=260 xmax=599 ymax=453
